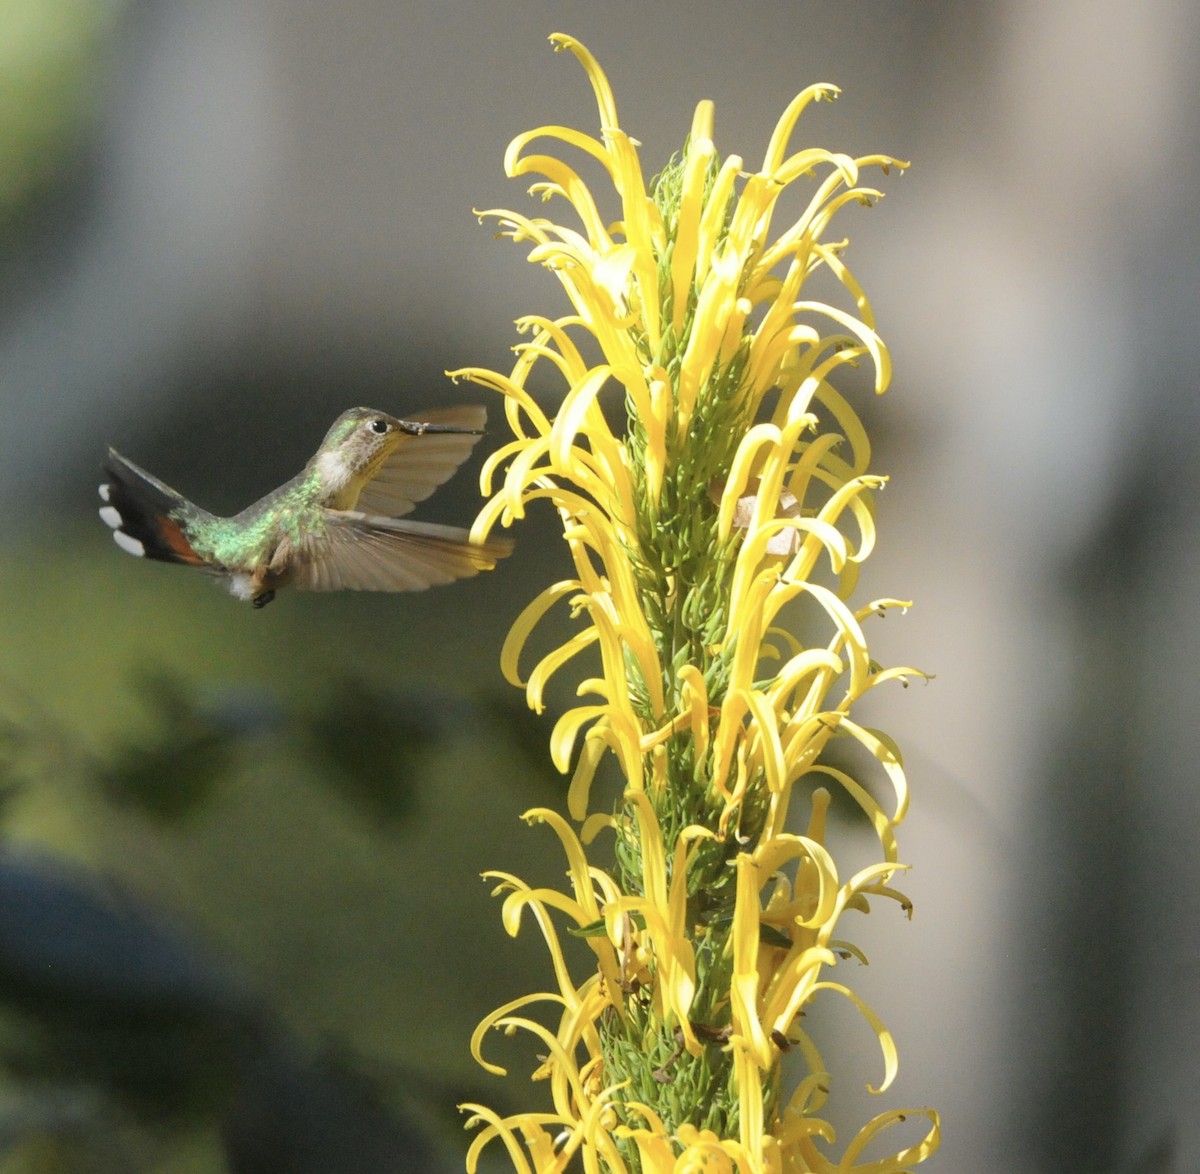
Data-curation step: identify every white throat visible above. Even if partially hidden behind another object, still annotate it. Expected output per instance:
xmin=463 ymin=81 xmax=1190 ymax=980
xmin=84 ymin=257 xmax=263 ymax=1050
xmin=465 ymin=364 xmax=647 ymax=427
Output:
xmin=315 ymin=450 xmax=353 ymax=493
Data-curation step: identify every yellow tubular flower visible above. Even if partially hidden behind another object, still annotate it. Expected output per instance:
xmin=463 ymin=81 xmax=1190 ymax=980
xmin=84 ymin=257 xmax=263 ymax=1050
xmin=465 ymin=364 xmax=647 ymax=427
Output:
xmin=458 ymin=33 xmax=938 ymax=1173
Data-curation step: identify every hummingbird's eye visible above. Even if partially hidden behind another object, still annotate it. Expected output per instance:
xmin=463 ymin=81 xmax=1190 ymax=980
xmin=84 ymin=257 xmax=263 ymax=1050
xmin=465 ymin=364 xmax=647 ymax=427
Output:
xmin=368 ymin=419 xmax=390 ymax=435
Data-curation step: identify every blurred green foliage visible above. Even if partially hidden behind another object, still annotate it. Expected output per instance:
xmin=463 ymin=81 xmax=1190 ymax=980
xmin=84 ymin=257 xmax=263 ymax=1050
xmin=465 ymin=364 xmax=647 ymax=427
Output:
xmin=0 ymin=0 xmax=124 ymax=225
xmin=0 ymin=524 xmax=589 ymax=1171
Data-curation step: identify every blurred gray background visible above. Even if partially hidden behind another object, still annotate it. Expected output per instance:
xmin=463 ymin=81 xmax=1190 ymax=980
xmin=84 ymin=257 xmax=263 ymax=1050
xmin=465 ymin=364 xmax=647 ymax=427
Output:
xmin=1 ymin=0 xmax=1198 ymax=1171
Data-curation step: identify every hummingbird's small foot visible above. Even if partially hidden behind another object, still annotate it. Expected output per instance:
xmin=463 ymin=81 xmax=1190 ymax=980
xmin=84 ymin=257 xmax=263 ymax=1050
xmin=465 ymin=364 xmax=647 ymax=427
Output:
xmin=252 ymin=590 xmax=276 ymax=609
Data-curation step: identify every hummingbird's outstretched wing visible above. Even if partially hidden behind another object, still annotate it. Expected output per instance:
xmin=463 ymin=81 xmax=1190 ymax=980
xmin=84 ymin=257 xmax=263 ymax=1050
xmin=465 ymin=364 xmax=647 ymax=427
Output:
xmin=287 ymin=510 xmax=513 ymax=593
xmin=355 ymin=405 xmax=488 ymax=518
xmin=99 ymin=450 xmax=211 ymax=565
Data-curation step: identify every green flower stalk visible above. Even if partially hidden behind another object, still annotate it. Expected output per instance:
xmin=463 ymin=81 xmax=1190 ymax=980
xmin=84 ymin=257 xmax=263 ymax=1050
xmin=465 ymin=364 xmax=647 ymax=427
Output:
xmin=457 ymin=34 xmax=939 ymax=1174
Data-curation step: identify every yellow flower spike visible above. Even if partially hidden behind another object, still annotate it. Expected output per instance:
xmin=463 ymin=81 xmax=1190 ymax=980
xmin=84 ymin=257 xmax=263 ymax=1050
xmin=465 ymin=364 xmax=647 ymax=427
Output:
xmin=772 ymin=1089 xmax=837 ymax=1155
xmin=499 ymin=883 xmax=594 ymax=941
xmin=787 ymin=484 xmax=880 ymax=587
xmin=754 ymin=180 xmax=884 ymax=287
xmin=721 ymin=742 xmax=754 ymax=837
xmin=837 ymin=861 xmax=910 ymax=922
xmin=782 ymin=1037 xmax=835 ymax=1117
xmin=808 ymin=380 xmax=876 ymax=478
xmin=613 ymin=797 xmax=699 ymax=1023
xmin=772 ymin=146 xmax=859 ymax=192
xmin=469 ymin=35 xmax=931 ymax=1172
xmin=620 ymin=1105 xmax=757 ymax=1174
xmin=619 ymin=897 xmax=698 ymax=1052
xmin=520 ymin=808 xmax=606 ymax=917
xmin=813 ymin=474 xmax=883 ymax=554
xmin=746 ymin=320 xmax=825 ymax=409
xmin=499 ymin=435 xmax=555 ymax=521
xmin=638 ymin=711 xmax=692 ymax=755
xmin=735 ymin=434 xmax=793 ymax=544
xmin=855 ymin=596 xmax=913 ymax=621
xmin=620 ymin=1130 xmax=676 ymax=1173
xmin=785 ymin=582 xmax=874 ymax=694
xmin=708 ymin=684 xmax=751 ymax=803
xmin=506 ymin=121 xmax=614 ymax=178
xmin=478 ymin=435 xmax=545 ymax=504
xmin=665 ymin=831 xmax=700 ymax=999
xmin=726 ymin=574 xmax=798 ymax=695
xmin=469 ymin=481 xmax=520 ymax=544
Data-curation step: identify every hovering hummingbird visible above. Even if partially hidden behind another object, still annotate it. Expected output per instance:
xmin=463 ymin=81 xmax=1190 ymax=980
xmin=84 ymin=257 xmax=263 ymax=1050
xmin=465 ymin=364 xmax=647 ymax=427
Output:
xmin=99 ymin=405 xmax=512 ymax=608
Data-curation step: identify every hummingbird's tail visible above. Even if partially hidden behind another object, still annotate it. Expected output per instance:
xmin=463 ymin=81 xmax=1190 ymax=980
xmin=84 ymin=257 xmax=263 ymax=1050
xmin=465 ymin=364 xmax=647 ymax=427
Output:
xmin=99 ymin=450 xmax=209 ymax=565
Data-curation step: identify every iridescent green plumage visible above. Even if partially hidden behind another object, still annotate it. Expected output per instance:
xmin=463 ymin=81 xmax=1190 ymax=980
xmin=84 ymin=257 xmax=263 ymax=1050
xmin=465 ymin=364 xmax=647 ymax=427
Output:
xmin=181 ymin=469 xmax=327 ymax=570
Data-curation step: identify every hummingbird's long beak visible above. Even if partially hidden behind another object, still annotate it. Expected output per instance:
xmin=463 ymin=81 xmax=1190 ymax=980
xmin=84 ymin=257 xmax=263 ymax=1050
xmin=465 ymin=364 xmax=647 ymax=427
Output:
xmin=396 ymin=420 xmax=485 ymax=437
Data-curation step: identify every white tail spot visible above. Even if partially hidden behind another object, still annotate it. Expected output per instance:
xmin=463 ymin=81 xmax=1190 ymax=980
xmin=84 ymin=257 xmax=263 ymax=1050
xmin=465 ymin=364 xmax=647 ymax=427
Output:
xmin=98 ymin=484 xmax=112 ymax=502
xmin=99 ymin=506 xmax=123 ymax=530
xmin=112 ymin=530 xmax=145 ymax=557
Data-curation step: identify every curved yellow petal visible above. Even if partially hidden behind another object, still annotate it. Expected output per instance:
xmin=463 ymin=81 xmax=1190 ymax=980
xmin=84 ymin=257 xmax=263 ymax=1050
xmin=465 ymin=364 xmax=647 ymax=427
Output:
xmin=500 ymin=580 xmax=582 ymax=693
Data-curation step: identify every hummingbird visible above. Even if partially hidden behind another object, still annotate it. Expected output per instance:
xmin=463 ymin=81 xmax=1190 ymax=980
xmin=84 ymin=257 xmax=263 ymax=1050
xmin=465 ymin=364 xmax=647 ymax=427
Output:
xmin=98 ymin=405 xmax=512 ymax=608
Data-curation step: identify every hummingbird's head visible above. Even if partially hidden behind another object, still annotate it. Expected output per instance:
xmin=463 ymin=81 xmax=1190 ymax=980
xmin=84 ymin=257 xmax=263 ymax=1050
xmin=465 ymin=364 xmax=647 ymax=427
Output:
xmin=319 ymin=408 xmax=407 ymax=474
xmin=311 ymin=405 xmax=486 ymax=507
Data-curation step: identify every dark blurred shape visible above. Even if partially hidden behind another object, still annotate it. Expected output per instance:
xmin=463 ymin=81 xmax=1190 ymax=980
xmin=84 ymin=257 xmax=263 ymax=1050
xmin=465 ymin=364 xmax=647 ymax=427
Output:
xmin=0 ymin=849 xmax=255 ymax=1117
xmin=1128 ymin=1129 xmax=1175 ymax=1174
xmin=0 ymin=720 xmax=36 ymax=820
xmin=19 ymin=666 xmax=561 ymax=831
xmin=301 ymin=677 xmax=448 ymax=828
xmin=98 ymin=672 xmax=283 ymax=820
xmin=0 ymin=849 xmax=442 ymax=1171
xmin=222 ymin=1040 xmax=439 ymax=1174
xmin=472 ymin=692 xmax=574 ymax=799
